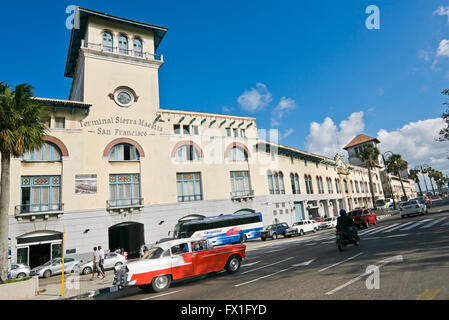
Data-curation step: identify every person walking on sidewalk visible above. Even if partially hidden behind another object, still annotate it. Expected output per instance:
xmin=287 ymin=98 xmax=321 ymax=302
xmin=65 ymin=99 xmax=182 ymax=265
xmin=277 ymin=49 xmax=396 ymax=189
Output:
xmin=98 ymin=246 xmax=106 ymax=279
xmin=91 ymin=247 xmax=99 ymax=281
xmin=121 ymin=248 xmax=128 ymax=260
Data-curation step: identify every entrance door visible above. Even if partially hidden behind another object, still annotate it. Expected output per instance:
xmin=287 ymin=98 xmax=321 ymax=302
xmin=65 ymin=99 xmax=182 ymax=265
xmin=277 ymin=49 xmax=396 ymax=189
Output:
xmin=29 ymin=243 xmax=51 ymax=269
xmin=294 ymin=202 xmax=305 ymax=222
xmin=108 ymin=222 xmax=144 ymax=259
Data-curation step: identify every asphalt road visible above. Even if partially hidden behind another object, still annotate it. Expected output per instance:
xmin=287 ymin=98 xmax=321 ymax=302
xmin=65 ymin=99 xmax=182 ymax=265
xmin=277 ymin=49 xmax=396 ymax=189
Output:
xmin=94 ymin=198 xmax=449 ymax=300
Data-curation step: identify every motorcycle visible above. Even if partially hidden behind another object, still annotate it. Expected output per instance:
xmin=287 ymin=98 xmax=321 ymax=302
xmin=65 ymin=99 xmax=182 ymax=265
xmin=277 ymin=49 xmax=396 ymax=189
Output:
xmin=336 ymin=227 xmax=360 ymax=252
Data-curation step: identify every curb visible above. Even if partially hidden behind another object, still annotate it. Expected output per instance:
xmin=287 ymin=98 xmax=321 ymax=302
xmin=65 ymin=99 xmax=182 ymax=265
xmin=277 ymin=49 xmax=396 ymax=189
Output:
xmin=66 ymin=285 xmax=119 ymax=300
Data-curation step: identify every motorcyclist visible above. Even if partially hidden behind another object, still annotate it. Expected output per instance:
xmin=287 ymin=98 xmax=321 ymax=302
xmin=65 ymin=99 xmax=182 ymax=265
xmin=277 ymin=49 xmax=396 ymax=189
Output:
xmin=336 ymin=209 xmax=358 ymax=240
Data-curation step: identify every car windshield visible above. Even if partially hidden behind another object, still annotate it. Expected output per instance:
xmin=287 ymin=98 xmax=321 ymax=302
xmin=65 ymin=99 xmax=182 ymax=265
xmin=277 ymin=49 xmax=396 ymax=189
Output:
xmin=403 ymin=201 xmax=416 ymax=206
xmin=143 ymin=247 xmax=164 ymax=259
xmin=266 ymin=225 xmax=275 ymax=230
xmin=293 ymin=222 xmax=303 ymax=226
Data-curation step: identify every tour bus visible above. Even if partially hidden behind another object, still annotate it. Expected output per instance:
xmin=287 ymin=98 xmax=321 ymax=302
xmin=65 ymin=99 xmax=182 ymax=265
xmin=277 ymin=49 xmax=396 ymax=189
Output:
xmin=171 ymin=210 xmax=263 ymax=246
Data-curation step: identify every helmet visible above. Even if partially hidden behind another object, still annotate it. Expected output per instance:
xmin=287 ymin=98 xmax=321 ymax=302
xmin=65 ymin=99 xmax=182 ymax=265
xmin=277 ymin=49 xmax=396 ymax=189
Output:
xmin=339 ymin=209 xmax=347 ymax=216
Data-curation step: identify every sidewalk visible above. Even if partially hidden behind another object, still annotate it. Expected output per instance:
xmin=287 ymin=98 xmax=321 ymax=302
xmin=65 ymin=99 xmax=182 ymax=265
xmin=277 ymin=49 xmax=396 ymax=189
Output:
xmin=31 ymin=270 xmax=117 ymax=300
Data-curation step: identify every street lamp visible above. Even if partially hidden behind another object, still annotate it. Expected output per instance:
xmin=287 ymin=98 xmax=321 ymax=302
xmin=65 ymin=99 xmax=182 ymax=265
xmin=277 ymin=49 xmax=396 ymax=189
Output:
xmin=382 ymin=151 xmax=397 ymax=210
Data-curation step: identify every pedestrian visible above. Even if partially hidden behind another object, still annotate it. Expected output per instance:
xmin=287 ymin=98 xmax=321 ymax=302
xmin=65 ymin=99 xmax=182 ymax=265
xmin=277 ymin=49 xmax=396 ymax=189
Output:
xmin=121 ymin=248 xmax=127 ymax=260
xmin=140 ymin=244 xmax=145 ymax=258
xmin=91 ymin=246 xmax=98 ymax=281
xmin=98 ymin=245 xmax=105 ymax=279
xmin=115 ymin=248 xmax=121 ymax=254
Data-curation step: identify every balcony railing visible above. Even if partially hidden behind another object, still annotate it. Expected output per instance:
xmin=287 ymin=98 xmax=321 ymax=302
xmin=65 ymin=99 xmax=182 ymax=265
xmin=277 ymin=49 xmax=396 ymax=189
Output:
xmin=82 ymin=41 xmax=163 ymax=62
xmin=15 ymin=203 xmax=64 ymax=215
xmin=230 ymin=190 xmax=255 ymax=199
xmin=107 ymin=198 xmax=144 ymax=209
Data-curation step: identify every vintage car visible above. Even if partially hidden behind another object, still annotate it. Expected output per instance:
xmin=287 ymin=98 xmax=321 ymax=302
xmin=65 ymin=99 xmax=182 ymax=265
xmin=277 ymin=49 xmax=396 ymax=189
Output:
xmin=113 ymin=237 xmax=246 ymax=292
xmin=348 ymin=208 xmax=377 ymax=228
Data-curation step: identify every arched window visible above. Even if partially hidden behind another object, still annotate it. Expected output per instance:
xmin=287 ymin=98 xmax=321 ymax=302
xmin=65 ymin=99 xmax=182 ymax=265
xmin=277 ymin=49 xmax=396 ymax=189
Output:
xmin=175 ymin=145 xmax=200 ymax=162
xmin=316 ymin=176 xmax=322 ymax=194
xmin=273 ymin=172 xmax=280 ymax=194
xmin=278 ymin=172 xmax=285 ymax=194
xmin=102 ymin=32 xmax=113 ymax=52
xmin=229 ymin=146 xmax=248 ymax=161
xmin=267 ymin=171 xmax=274 ymax=194
xmin=109 ymin=143 xmax=140 ymax=161
xmin=133 ymin=38 xmax=143 ymax=57
xmin=23 ymin=142 xmax=62 ymax=161
xmin=290 ymin=174 xmax=296 ymax=194
xmin=294 ymin=174 xmax=300 ymax=194
xmin=118 ymin=35 xmax=128 ymax=54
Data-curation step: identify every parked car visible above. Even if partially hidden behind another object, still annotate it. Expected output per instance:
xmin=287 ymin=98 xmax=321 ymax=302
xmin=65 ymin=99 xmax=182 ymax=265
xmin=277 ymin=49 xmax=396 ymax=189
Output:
xmin=113 ymin=237 xmax=246 ymax=292
xmin=9 ymin=263 xmax=30 ymax=279
xmin=312 ymin=217 xmax=324 ymax=229
xmin=80 ymin=252 xmax=127 ymax=275
xmin=400 ymin=199 xmax=428 ymax=218
xmin=320 ymin=217 xmax=338 ymax=229
xmin=30 ymin=258 xmax=81 ymax=278
xmin=260 ymin=223 xmax=289 ymax=240
xmin=348 ymin=208 xmax=376 ymax=228
xmin=285 ymin=220 xmax=318 ymax=237
xmin=412 ymin=197 xmax=431 ymax=210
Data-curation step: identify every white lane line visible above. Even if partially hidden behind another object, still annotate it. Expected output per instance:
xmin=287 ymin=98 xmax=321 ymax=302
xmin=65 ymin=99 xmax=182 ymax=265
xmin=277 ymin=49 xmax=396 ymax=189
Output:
xmin=442 ymin=220 xmax=449 ymax=227
xmin=319 ymin=252 xmax=363 ymax=273
xmin=266 ymin=249 xmax=284 ymax=253
xmin=241 ymin=257 xmax=294 ymax=275
xmin=420 ymin=217 xmax=447 ymax=229
xmin=235 ymin=259 xmax=314 ymax=287
xmin=359 ymin=225 xmax=392 ymax=236
xmin=375 ymin=223 xmax=401 ymax=233
xmin=383 ymin=221 xmax=414 ymax=233
xmin=364 ymin=234 xmax=408 ymax=240
xmin=399 ymin=219 xmax=433 ymax=231
xmin=242 ymin=261 xmax=262 ymax=267
xmin=322 ymin=241 xmax=334 ymax=244
xmin=140 ymin=289 xmax=184 ymax=300
xmin=325 ymin=255 xmax=403 ymax=295
xmin=361 ymin=224 xmax=399 ymax=236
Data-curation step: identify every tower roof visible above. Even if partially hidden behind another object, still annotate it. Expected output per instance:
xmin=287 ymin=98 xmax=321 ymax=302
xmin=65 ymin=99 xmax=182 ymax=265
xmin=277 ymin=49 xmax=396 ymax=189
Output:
xmin=64 ymin=7 xmax=168 ymax=78
xmin=343 ymin=134 xmax=380 ymax=150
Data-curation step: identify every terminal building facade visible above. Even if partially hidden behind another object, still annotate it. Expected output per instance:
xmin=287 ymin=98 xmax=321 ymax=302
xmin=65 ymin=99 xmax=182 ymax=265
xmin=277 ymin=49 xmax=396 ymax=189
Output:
xmin=4 ymin=7 xmax=416 ymax=267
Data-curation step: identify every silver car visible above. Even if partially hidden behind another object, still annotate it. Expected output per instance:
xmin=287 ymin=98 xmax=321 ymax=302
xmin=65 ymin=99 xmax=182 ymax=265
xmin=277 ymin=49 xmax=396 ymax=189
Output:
xmin=400 ymin=199 xmax=427 ymax=218
xmin=9 ymin=263 xmax=30 ymax=279
xmin=30 ymin=258 xmax=80 ymax=278
xmin=80 ymin=252 xmax=127 ymax=275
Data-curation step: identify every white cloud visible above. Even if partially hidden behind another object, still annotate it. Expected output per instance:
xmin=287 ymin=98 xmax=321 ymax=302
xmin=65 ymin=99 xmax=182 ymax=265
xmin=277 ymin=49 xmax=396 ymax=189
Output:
xmin=305 ymin=111 xmax=365 ymax=158
xmin=279 ymin=128 xmax=294 ymax=140
xmin=434 ymin=5 xmax=449 ymax=23
xmin=432 ymin=40 xmax=449 ymax=69
xmin=376 ymin=118 xmax=449 ymax=175
xmin=237 ymin=83 xmax=272 ymax=113
xmin=221 ymin=106 xmax=232 ymax=114
xmin=271 ymin=97 xmax=296 ymax=127
xmin=418 ymin=49 xmax=431 ymax=62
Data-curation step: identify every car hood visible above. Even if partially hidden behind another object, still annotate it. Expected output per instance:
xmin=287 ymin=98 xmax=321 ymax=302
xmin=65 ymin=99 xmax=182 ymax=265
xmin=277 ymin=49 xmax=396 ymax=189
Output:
xmin=126 ymin=258 xmax=171 ymax=275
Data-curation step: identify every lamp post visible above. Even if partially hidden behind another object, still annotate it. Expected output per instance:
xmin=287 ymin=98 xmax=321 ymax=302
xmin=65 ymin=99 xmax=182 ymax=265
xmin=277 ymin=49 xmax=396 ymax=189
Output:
xmin=382 ymin=151 xmax=397 ymax=209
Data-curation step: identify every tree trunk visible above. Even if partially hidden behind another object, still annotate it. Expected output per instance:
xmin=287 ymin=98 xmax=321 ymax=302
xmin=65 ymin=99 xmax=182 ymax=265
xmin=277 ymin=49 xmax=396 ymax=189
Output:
xmin=0 ymin=155 xmax=11 ymax=283
xmin=397 ymin=170 xmax=407 ymax=200
xmin=429 ymin=174 xmax=436 ymax=195
xmin=367 ymin=163 xmax=377 ymax=209
xmin=416 ymin=180 xmax=423 ymax=196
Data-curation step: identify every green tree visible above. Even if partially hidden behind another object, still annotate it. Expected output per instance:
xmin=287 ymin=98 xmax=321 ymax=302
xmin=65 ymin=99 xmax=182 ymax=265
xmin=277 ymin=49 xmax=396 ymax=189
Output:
xmin=385 ymin=154 xmax=408 ymax=200
xmin=438 ymin=89 xmax=449 ymax=142
xmin=356 ymin=144 xmax=381 ymax=209
xmin=0 ymin=82 xmax=47 ymax=282
xmin=409 ymin=169 xmax=423 ymax=196
xmin=426 ymin=167 xmax=437 ymax=196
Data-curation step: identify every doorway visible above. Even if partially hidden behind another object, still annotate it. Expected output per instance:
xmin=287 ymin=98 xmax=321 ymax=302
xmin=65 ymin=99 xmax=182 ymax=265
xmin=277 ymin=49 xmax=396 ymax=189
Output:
xmin=108 ymin=222 xmax=144 ymax=259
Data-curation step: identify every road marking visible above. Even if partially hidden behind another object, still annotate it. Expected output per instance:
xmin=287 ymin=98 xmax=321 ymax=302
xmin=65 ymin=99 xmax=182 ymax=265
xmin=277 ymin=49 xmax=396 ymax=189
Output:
xmin=242 ymin=261 xmax=261 ymax=267
xmin=367 ymin=223 xmax=401 ymax=234
xmin=442 ymin=220 xmax=449 ymax=227
xmin=319 ymin=252 xmax=363 ymax=273
xmin=363 ymin=234 xmax=408 ymax=240
xmin=235 ymin=259 xmax=314 ymax=287
xmin=266 ymin=249 xmax=284 ymax=253
xmin=241 ymin=257 xmax=294 ymax=275
xmin=359 ymin=225 xmax=392 ymax=236
xmin=420 ymin=217 xmax=447 ymax=229
xmin=325 ymin=255 xmax=403 ymax=295
xmin=399 ymin=219 xmax=432 ymax=231
xmin=417 ymin=289 xmax=440 ymax=300
xmin=140 ymin=289 xmax=184 ymax=300
xmin=382 ymin=221 xmax=414 ymax=233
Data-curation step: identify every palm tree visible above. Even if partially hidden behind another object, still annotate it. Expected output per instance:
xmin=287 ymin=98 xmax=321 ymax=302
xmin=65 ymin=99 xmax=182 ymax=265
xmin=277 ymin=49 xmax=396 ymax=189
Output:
xmin=356 ymin=144 xmax=381 ymax=209
xmin=0 ymin=82 xmax=47 ymax=283
xmin=385 ymin=153 xmax=408 ymax=201
xmin=432 ymin=170 xmax=444 ymax=195
xmin=426 ymin=167 xmax=437 ymax=196
xmin=409 ymin=169 xmax=423 ymax=196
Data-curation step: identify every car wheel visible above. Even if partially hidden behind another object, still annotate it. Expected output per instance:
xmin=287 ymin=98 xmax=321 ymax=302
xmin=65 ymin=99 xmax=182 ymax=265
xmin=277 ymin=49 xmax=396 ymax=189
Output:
xmin=43 ymin=270 xmax=52 ymax=278
xmin=401 ymin=215 xmax=405 ymax=219
xmin=225 ymin=255 xmax=241 ymax=274
xmin=272 ymin=233 xmax=278 ymax=240
xmin=82 ymin=267 xmax=92 ymax=275
xmin=151 ymin=275 xmax=171 ymax=293
xmin=115 ymin=262 xmax=123 ymax=268
xmin=300 ymin=229 xmax=305 ymax=236
xmin=16 ymin=273 xmax=26 ymax=279
xmin=365 ymin=222 xmax=369 ymax=229
xmin=313 ymin=228 xmax=317 ymax=233
xmin=261 ymin=237 xmax=266 ymax=241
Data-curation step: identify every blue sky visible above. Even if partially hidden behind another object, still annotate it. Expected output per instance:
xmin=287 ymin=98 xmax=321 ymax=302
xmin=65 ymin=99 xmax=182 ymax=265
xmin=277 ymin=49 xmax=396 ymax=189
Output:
xmin=2 ymin=0 xmax=449 ymax=177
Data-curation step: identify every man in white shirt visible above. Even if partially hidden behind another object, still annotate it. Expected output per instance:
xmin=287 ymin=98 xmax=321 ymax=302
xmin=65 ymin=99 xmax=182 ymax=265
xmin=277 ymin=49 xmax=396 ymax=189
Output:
xmin=97 ymin=246 xmax=105 ymax=279
xmin=91 ymin=247 xmax=99 ymax=281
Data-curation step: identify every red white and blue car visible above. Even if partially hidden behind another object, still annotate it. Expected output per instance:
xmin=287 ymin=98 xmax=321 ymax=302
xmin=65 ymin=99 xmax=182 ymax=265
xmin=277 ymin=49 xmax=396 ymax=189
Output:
xmin=113 ymin=237 xmax=246 ymax=292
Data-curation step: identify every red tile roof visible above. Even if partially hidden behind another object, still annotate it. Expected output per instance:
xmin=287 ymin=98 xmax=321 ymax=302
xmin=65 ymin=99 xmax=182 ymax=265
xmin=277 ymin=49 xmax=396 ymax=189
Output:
xmin=343 ymin=134 xmax=380 ymax=150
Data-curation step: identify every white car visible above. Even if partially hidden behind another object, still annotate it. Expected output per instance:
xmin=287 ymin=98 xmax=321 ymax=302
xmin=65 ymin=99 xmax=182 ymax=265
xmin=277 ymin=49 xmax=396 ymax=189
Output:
xmin=30 ymin=258 xmax=81 ymax=278
xmin=81 ymin=252 xmax=127 ymax=275
xmin=400 ymin=199 xmax=428 ymax=218
xmin=285 ymin=220 xmax=318 ymax=237
xmin=320 ymin=217 xmax=338 ymax=229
